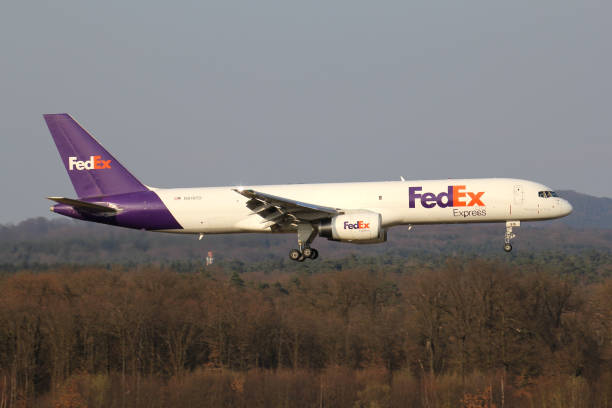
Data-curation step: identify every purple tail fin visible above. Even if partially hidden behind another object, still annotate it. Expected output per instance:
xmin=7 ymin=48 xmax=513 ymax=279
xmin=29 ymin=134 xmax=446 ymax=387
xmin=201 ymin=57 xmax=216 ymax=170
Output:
xmin=44 ymin=113 xmax=148 ymax=198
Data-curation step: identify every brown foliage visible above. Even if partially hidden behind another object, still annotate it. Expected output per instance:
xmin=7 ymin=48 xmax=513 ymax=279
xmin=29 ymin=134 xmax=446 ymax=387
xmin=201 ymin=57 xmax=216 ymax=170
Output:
xmin=0 ymin=259 xmax=611 ymax=406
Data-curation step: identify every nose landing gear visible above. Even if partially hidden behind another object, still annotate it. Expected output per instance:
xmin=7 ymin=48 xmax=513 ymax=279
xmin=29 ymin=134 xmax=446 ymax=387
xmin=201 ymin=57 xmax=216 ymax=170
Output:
xmin=504 ymin=221 xmax=520 ymax=252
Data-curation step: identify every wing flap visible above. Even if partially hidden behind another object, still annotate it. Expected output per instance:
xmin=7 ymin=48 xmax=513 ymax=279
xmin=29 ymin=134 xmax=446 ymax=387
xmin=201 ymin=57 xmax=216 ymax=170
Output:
xmin=233 ymin=188 xmax=340 ymax=227
xmin=234 ymin=189 xmax=339 ymax=215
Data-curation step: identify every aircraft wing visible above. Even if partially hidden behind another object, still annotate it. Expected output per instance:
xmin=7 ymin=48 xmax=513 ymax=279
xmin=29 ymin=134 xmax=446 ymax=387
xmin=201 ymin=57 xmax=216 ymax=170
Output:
xmin=47 ymin=197 xmax=118 ymax=215
xmin=232 ymin=188 xmax=340 ymax=229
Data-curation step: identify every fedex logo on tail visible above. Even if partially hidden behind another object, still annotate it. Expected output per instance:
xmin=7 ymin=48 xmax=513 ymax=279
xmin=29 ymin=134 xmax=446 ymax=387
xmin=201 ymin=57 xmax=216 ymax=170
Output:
xmin=344 ymin=220 xmax=370 ymax=230
xmin=68 ymin=156 xmax=112 ymax=171
xmin=409 ymin=186 xmax=485 ymax=208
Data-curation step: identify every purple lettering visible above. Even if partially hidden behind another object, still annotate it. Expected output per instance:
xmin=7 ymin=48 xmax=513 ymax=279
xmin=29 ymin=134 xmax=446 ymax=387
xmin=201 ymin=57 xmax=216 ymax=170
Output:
xmin=409 ymin=187 xmax=422 ymax=208
xmin=436 ymin=186 xmax=453 ymax=208
xmin=421 ymin=192 xmax=437 ymax=208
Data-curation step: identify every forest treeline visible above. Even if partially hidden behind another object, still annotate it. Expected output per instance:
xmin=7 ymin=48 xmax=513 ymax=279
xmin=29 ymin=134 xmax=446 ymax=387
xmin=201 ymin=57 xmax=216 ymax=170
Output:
xmin=2 ymin=216 xmax=612 ymax=268
xmin=2 ymin=259 xmax=612 ymax=407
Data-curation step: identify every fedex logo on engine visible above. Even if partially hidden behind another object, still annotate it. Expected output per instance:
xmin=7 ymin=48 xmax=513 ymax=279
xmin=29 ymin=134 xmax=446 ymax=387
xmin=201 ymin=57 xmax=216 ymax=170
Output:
xmin=68 ymin=156 xmax=112 ymax=171
xmin=409 ymin=186 xmax=485 ymax=208
xmin=344 ymin=220 xmax=370 ymax=230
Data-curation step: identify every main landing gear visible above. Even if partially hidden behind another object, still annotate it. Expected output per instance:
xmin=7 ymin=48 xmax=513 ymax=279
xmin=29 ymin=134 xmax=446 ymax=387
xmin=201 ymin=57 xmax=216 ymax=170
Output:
xmin=289 ymin=223 xmax=319 ymax=262
xmin=289 ymin=247 xmax=319 ymax=262
xmin=504 ymin=221 xmax=520 ymax=252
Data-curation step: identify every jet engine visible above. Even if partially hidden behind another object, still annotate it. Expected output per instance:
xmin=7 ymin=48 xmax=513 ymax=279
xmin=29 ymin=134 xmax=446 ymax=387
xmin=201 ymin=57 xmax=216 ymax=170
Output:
xmin=318 ymin=211 xmax=387 ymax=243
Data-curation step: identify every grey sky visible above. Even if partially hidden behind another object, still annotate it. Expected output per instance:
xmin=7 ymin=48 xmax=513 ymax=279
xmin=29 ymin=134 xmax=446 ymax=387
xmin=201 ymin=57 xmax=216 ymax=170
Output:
xmin=1 ymin=1 xmax=610 ymax=224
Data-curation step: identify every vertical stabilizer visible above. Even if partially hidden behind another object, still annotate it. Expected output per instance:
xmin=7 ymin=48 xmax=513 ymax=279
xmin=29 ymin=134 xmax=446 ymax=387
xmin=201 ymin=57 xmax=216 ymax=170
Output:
xmin=44 ymin=113 xmax=148 ymax=198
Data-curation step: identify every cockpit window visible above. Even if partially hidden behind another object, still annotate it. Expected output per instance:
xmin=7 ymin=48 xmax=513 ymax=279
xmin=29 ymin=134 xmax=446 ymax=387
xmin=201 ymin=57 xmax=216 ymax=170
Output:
xmin=538 ymin=191 xmax=559 ymax=198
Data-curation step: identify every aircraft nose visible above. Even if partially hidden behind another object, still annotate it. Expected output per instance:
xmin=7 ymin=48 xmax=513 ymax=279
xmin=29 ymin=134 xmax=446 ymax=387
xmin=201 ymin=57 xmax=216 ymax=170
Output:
xmin=560 ymin=199 xmax=573 ymax=217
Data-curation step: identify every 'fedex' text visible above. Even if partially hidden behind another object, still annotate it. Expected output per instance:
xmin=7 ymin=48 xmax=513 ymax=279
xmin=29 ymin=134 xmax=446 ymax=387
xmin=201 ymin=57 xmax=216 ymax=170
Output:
xmin=344 ymin=221 xmax=370 ymax=230
xmin=68 ymin=156 xmax=112 ymax=171
xmin=409 ymin=186 xmax=485 ymax=209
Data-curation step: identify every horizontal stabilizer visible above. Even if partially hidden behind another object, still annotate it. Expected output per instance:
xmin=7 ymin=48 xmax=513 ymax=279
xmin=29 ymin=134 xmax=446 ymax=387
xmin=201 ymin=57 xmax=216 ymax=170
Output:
xmin=47 ymin=197 xmax=118 ymax=214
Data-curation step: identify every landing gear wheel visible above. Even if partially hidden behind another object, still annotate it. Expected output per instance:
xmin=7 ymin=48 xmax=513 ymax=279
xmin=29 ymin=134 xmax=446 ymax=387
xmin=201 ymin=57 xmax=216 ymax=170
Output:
xmin=297 ymin=254 xmax=306 ymax=262
xmin=289 ymin=249 xmax=302 ymax=261
xmin=503 ymin=243 xmax=512 ymax=253
xmin=310 ymin=248 xmax=319 ymax=259
xmin=302 ymin=247 xmax=314 ymax=258
xmin=301 ymin=247 xmax=319 ymax=260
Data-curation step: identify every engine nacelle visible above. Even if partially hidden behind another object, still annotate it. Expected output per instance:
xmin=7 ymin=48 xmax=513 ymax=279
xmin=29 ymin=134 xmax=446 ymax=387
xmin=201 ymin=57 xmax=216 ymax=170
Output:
xmin=319 ymin=211 xmax=387 ymax=243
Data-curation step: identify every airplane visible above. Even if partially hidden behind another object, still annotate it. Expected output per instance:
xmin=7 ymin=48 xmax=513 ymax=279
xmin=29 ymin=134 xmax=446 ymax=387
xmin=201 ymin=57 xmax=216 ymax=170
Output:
xmin=44 ymin=113 xmax=573 ymax=261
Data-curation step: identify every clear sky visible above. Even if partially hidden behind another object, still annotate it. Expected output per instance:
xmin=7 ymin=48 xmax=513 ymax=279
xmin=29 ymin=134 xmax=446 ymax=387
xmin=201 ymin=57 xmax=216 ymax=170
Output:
xmin=1 ymin=1 xmax=610 ymax=223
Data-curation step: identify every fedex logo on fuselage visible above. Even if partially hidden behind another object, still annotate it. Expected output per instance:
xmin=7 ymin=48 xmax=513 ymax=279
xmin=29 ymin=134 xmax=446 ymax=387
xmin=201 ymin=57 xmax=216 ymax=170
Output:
xmin=68 ymin=156 xmax=111 ymax=171
xmin=409 ymin=185 xmax=485 ymax=209
xmin=344 ymin=220 xmax=370 ymax=229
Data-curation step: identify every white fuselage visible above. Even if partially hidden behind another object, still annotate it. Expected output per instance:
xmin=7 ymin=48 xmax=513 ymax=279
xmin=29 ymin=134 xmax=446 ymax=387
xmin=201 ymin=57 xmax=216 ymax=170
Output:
xmin=152 ymin=178 xmax=572 ymax=234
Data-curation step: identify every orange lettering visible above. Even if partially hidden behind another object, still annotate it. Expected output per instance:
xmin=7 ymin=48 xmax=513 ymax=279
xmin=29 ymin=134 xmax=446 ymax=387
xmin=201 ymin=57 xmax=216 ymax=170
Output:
xmin=453 ymin=185 xmax=467 ymax=207
xmin=467 ymin=191 xmax=485 ymax=206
